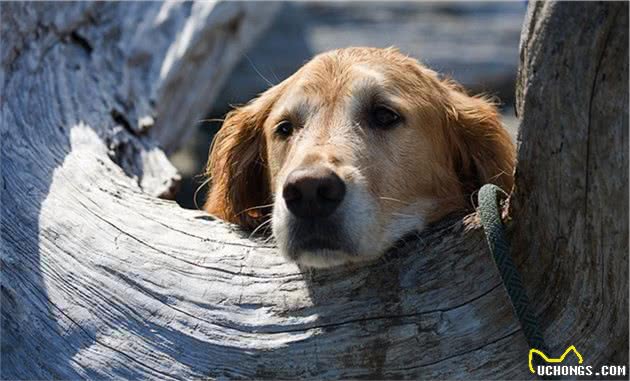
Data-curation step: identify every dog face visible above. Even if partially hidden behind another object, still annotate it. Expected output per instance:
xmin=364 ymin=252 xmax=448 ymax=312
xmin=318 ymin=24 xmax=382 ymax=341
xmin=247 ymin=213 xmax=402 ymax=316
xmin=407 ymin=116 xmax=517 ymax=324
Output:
xmin=205 ymin=47 xmax=514 ymax=268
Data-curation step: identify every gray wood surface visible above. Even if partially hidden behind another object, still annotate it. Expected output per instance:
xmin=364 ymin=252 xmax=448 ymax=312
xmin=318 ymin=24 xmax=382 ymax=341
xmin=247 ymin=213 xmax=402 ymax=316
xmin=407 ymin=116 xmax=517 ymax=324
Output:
xmin=511 ymin=0 xmax=629 ymax=369
xmin=1 ymin=1 xmax=624 ymax=380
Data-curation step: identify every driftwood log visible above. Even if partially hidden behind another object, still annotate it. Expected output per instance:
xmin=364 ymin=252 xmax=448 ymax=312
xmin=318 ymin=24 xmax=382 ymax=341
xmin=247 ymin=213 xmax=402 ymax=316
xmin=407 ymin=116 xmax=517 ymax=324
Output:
xmin=510 ymin=0 xmax=629 ymax=369
xmin=0 ymin=2 xmax=626 ymax=380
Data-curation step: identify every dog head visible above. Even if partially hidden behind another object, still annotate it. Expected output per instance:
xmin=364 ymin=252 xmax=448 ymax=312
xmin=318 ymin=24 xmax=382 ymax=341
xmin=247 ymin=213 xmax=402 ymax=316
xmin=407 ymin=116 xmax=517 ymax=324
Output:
xmin=205 ymin=47 xmax=514 ymax=268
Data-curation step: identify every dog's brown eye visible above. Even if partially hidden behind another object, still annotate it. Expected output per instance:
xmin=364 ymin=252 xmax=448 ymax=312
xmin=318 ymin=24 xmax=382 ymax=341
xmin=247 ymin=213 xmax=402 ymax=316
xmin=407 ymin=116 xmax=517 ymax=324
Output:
xmin=275 ymin=120 xmax=294 ymax=138
xmin=371 ymin=106 xmax=401 ymax=129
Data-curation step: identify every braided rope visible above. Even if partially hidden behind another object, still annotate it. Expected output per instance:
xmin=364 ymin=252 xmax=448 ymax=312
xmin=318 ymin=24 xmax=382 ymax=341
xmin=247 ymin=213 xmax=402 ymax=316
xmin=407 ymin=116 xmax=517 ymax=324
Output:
xmin=478 ymin=184 xmax=548 ymax=357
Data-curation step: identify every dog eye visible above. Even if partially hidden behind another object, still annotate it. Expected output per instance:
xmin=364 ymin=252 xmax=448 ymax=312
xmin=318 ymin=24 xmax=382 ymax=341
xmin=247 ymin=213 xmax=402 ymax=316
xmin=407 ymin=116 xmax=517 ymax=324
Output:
xmin=274 ymin=120 xmax=294 ymax=138
xmin=371 ymin=105 xmax=401 ymax=129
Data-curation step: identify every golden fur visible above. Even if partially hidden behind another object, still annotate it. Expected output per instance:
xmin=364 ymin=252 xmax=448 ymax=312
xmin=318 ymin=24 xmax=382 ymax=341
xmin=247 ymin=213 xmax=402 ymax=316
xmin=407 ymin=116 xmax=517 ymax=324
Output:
xmin=205 ymin=47 xmax=515 ymax=267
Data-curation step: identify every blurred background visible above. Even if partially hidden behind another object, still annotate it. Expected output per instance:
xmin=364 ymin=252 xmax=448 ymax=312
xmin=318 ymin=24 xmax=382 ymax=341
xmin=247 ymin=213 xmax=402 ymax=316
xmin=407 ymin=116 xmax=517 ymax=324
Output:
xmin=169 ymin=1 xmax=527 ymax=209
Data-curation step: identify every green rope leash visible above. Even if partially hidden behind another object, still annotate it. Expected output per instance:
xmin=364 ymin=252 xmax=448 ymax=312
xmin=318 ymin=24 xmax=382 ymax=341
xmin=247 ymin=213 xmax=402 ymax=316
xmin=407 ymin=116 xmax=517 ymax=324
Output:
xmin=478 ymin=184 xmax=548 ymax=355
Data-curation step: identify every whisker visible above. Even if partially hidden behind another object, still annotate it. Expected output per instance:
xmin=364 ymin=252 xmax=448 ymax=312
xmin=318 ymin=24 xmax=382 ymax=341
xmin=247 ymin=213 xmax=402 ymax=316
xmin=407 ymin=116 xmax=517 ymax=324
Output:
xmin=469 ymin=189 xmax=480 ymax=209
xmin=194 ymin=177 xmax=212 ymax=210
xmin=488 ymin=169 xmax=511 ymax=183
xmin=249 ymin=218 xmax=273 ymax=239
xmin=354 ymin=121 xmax=368 ymax=137
xmin=235 ymin=203 xmax=275 ymax=217
xmin=245 ymin=54 xmax=275 ymax=88
xmin=195 ymin=118 xmax=225 ymax=125
xmin=256 ymin=223 xmax=273 ymax=238
xmin=391 ymin=212 xmax=418 ymax=218
xmin=262 ymin=234 xmax=276 ymax=245
xmin=354 ymin=162 xmax=377 ymax=172
xmin=270 ymin=69 xmax=281 ymax=84
xmin=378 ymin=196 xmax=411 ymax=206
xmin=410 ymin=230 xmax=428 ymax=249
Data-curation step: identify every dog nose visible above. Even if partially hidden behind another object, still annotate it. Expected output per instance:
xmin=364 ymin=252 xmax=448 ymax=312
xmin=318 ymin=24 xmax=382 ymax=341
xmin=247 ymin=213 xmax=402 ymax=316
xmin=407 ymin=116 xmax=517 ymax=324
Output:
xmin=282 ymin=166 xmax=346 ymax=219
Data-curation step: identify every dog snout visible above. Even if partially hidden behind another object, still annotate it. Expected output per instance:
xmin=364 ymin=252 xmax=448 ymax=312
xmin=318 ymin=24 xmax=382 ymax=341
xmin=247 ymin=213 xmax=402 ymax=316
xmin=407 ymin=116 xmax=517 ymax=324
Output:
xmin=282 ymin=166 xmax=346 ymax=219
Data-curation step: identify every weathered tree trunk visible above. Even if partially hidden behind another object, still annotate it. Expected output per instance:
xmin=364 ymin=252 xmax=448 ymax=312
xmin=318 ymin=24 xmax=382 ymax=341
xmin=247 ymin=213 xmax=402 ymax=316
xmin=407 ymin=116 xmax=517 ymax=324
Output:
xmin=0 ymin=2 xmax=626 ymax=380
xmin=510 ymin=0 xmax=629 ymax=370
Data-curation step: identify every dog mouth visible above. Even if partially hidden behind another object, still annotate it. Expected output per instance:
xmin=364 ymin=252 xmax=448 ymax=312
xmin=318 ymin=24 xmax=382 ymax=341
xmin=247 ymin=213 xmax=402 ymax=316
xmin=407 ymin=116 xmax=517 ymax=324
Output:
xmin=298 ymin=237 xmax=342 ymax=251
xmin=283 ymin=218 xmax=356 ymax=261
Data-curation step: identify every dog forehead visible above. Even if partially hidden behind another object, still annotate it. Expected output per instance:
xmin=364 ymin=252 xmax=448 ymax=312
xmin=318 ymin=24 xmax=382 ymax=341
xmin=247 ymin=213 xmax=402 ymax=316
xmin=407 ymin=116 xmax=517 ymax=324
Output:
xmin=269 ymin=48 xmax=431 ymax=123
xmin=277 ymin=62 xmax=392 ymax=114
xmin=303 ymin=55 xmax=389 ymax=89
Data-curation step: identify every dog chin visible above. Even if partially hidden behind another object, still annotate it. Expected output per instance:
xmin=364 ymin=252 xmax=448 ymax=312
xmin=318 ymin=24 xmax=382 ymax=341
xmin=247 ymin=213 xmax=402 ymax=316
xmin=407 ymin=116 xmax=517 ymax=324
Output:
xmin=274 ymin=223 xmax=382 ymax=268
xmin=291 ymin=249 xmax=381 ymax=269
xmin=292 ymin=249 xmax=355 ymax=268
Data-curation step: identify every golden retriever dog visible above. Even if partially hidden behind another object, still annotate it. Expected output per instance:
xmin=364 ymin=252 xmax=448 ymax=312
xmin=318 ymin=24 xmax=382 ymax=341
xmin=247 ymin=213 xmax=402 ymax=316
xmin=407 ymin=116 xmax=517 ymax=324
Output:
xmin=204 ymin=47 xmax=515 ymax=268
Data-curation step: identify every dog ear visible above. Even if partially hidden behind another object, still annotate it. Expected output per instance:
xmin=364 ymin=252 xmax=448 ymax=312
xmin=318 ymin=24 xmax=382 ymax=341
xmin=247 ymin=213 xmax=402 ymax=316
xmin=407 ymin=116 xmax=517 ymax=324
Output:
xmin=204 ymin=90 xmax=278 ymax=230
xmin=445 ymin=84 xmax=516 ymax=196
